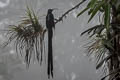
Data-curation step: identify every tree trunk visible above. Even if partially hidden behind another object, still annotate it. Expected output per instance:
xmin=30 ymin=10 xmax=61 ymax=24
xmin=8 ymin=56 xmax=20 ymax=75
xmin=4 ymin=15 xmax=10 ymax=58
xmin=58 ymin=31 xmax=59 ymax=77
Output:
xmin=108 ymin=4 xmax=120 ymax=79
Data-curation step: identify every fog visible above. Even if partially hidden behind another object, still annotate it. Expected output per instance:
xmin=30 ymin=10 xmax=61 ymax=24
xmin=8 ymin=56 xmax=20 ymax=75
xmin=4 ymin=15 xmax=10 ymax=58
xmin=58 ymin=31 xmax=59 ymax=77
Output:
xmin=0 ymin=0 xmax=99 ymax=80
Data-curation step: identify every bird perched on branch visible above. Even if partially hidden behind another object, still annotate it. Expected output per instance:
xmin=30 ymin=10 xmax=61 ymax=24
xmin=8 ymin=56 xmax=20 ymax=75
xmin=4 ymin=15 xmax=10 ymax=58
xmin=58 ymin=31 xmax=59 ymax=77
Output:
xmin=46 ymin=9 xmax=55 ymax=79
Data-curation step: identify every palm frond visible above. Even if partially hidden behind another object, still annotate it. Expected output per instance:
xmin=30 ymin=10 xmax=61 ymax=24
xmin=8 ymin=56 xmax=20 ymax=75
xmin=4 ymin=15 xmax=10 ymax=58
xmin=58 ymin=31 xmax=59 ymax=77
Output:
xmin=3 ymin=6 xmax=46 ymax=67
xmin=81 ymin=24 xmax=104 ymax=37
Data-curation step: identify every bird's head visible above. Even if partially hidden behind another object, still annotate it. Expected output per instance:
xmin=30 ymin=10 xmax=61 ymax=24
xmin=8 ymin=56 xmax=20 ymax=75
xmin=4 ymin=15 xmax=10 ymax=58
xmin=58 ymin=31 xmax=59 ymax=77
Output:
xmin=48 ymin=8 xmax=58 ymax=13
xmin=48 ymin=9 xmax=53 ymax=13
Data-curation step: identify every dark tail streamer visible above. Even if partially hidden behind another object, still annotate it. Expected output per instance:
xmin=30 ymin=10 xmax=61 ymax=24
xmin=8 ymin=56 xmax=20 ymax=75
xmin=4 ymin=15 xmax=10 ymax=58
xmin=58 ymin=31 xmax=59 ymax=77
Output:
xmin=47 ymin=30 xmax=53 ymax=79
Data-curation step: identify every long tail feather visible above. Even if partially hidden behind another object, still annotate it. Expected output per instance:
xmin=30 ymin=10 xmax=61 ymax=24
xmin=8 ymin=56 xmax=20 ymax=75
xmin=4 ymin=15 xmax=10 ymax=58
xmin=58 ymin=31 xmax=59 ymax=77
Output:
xmin=47 ymin=31 xmax=53 ymax=78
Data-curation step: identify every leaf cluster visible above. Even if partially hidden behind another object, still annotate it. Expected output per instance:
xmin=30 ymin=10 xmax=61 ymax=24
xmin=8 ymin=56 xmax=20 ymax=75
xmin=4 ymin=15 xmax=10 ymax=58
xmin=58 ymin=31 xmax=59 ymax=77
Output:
xmin=77 ymin=0 xmax=120 ymax=79
xmin=3 ymin=6 xmax=46 ymax=67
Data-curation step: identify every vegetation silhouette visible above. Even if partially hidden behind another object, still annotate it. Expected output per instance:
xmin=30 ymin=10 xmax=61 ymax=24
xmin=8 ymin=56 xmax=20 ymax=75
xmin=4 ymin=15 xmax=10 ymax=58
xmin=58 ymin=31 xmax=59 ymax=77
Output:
xmin=77 ymin=0 xmax=120 ymax=80
xmin=3 ymin=6 xmax=46 ymax=68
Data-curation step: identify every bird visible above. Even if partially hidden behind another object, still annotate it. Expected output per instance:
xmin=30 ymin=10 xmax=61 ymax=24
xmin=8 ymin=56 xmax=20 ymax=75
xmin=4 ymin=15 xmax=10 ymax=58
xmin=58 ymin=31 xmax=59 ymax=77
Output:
xmin=46 ymin=9 xmax=55 ymax=79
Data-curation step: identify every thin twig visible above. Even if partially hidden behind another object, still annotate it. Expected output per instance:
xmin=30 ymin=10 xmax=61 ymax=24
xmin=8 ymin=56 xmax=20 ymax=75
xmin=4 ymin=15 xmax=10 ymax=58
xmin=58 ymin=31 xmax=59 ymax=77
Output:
xmin=55 ymin=0 xmax=87 ymax=24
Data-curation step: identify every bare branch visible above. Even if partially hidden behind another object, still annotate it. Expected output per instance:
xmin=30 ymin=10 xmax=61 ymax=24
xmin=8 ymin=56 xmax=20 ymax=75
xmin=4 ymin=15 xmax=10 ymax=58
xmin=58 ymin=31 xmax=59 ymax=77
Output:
xmin=55 ymin=0 xmax=87 ymax=24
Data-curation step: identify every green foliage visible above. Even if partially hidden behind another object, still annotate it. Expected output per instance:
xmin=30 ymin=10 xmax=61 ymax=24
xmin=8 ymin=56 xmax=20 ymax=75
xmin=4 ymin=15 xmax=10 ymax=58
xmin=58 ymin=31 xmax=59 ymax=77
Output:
xmin=4 ymin=6 xmax=46 ymax=67
xmin=77 ymin=0 xmax=110 ymax=28
xmin=88 ymin=1 xmax=104 ymax=22
xmin=77 ymin=0 xmax=120 ymax=80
